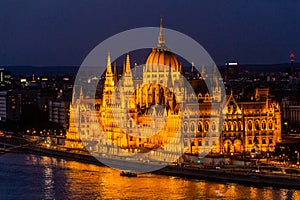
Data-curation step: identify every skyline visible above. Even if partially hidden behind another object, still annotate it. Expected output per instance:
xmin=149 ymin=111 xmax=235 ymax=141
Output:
xmin=0 ymin=1 xmax=300 ymax=66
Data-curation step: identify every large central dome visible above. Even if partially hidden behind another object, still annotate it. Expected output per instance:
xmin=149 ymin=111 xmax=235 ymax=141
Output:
xmin=145 ymin=18 xmax=179 ymax=72
xmin=145 ymin=48 xmax=179 ymax=72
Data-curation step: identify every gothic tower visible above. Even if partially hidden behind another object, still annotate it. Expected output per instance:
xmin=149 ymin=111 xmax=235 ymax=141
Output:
xmin=65 ymin=103 xmax=84 ymax=149
xmin=121 ymin=53 xmax=135 ymax=109
xmin=102 ymin=52 xmax=115 ymax=107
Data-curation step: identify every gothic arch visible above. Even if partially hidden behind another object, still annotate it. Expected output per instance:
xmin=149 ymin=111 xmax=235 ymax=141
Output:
xmin=248 ymin=120 xmax=253 ymax=131
xmin=233 ymin=139 xmax=242 ymax=153
xmin=183 ymin=122 xmax=188 ymax=133
xmin=233 ymin=121 xmax=237 ymax=131
xmin=228 ymin=121 xmax=233 ymax=131
xmin=204 ymin=121 xmax=209 ymax=132
xmin=238 ymin=121 xmax=243 ymax=131
xmin=190 ymin=122 xmax=195 ymax=132
xmin=211 ymin=121 xmax=216 ymax=131
xmin=223 ymin=121 xmax=228 ymax=131
xmin=255 ymin=120 xmax=260 ymax=130
xmin=198 ymin=122 xmax=203 ymax=132
xmin=262 ymin=120 xmax=266 ymax=130
xmin=268 ymin=120 xmax=273 ymax=130
xmin=223 ymin=139 xmax=232 ymax=153
xmin=197 ymin=93 xmax=202 ymax=100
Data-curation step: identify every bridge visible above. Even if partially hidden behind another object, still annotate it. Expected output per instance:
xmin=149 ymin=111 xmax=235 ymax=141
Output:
xmin=0 ymin=135 xmax=32 ymax=154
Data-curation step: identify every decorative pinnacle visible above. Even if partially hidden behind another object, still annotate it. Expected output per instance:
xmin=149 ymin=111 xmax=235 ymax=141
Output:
xmin=125 ymin=53 xmax=131 ymax=73
xmin=106 ymin=52 xmax=112 ymax=74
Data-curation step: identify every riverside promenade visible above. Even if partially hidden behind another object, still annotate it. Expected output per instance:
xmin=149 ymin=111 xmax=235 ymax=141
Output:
xmin=21 ymin=143 xmax=300 ymax=190
xmin=156 ymin=165 xmax=300 ymax=189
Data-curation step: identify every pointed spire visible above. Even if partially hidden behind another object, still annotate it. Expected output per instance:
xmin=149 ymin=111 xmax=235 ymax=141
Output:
xmin=213 ymin=64 xmax=218 ymax=87
xmin=72 ymin=88 xmax=76 ymax=105
xmin=201 ymin=64 xmax=205 ymax=77
xmin=158 ymin=17 xmax=166 ymax=48
xmin=122 ymin=53 xmax=134 ymax=91
xmin=125 ymin=53 xmax=131 ymax=73
xmin=123 ymin=60 xmax=126 ymax=75
xmin=79 ymin=87 xmax=84 ymax=100
xmin=106 ymin=52 xmax=113 ymax=75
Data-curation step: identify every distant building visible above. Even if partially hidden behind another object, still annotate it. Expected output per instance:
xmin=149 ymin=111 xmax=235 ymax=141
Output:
xmin=0 ymin=91 xmax=21 ymax=122
xmin=0 ymin=91 xmax=7 ymax=121
xmin=282 ymin=97 xmax=300 ymax=128
xmin=224 ymin=62 xmax=239 ymax=81
xmin=0 ymin=68 xmax=12 ymax=89
xmin=48 ymin=100 xmax=69 ymax=129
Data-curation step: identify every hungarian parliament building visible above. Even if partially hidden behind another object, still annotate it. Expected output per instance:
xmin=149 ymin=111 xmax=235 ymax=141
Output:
xmin=65 ymin=20 xmax=282 ymax=156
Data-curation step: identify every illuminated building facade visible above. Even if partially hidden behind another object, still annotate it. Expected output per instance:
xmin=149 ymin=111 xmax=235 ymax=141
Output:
xmin=0 ymin=68 xmax=12 ymax=89
xmin=0 ymin=91 xmax=21 ymax=122
xmin=66 ymin=19 xmax=281 ymax=155
xmin=48 ymin=100 xmax=70 ymax=129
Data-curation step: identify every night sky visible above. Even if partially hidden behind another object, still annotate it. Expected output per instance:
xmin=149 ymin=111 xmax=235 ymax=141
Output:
xmin=0 ymin=0 xmax=300 ymax=66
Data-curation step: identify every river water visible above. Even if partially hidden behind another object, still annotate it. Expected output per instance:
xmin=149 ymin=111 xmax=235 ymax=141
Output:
xmin=0 ymin=153 xmax=299 ymax=200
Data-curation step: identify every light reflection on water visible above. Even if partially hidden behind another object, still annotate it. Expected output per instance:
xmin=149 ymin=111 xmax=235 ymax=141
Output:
xmin=43 ymin=165 xmax=54 ymax=200
xmin=0 ymin=153 xmax=299 ymax=200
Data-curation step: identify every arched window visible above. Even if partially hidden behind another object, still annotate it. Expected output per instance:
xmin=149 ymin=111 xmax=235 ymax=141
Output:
xmin=212 ymin=121 xmax=216 ymax=131
xmin=228 ymin=121 xmax=233 ymax=131
xmin=198 ymin=122 xmax=203 ymax=132
xmin=238 ymin=121 xmax=243 ymax=131
xmin=227 ymin=106 xmax=232 ymax=114
xmin=233 ymin=121 xmax=237 ymax=131
xmin=204 ymin=121 xmax=209 ymax=132
xmin=255 ymin=121 xmax=260 ymax=130
xmin=262 ymin=120 xmax=266 ymax=130
xmin=191 ymin=123 xmax=195 ymax=132
xmin=248 ymin=121 xmax=252 ymax=130
xmin=223 ymin=122 xmax=228 ymax=131
xmin=205 ymin=93 xmax=210 ymax=101
xmin=183 ymin=123 xmax=188 ymax=132
xmin=269 ymin=120 xmax=273 ymax=130
xmin=198 ymin=93 xmax=202 ymax=100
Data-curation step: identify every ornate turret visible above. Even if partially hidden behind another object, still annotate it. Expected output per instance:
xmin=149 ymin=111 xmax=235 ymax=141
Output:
xmin=121 ymin=53 xmax=135 ymax=109
xmin=102 ymin=52 xmax=115 ymax=107
xmin=65 ymin=103 xmax=83 ymax=149
xmin=212 ymin=64 xmax=221 ymax=102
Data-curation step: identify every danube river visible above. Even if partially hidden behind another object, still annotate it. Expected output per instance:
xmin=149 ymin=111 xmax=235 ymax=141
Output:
xmin=0 ymin=153 xmax=299 ymax=200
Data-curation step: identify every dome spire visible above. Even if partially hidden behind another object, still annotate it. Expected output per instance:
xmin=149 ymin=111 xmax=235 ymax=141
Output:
xmin=158 ymin=17 xmax=166 ymax=48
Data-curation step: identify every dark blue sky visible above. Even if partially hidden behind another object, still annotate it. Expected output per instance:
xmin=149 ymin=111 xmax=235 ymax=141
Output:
xmin=0 ymin=0 xmax=299 ymax=66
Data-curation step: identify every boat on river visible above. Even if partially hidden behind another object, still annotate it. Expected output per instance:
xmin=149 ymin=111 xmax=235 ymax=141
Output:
xmin=120 ymin=171 xmax=138 ymax=177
